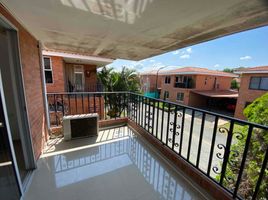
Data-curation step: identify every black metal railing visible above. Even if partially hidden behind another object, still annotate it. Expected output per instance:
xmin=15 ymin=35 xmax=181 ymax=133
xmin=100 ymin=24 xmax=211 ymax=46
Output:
xmin=47 ymin=92 xmax=128 ymax=126
xmin=46 ymin=92 xmax=268 ymax=199
xmin=67 ymin=83 xmax=104 ymax=92
xmin=127 ymin=92 xmax=268 ymax=200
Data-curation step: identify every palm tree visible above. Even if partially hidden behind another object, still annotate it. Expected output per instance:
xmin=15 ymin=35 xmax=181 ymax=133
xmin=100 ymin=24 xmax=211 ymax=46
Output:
xmin=98 ymin=66 xmax=140 ymax=117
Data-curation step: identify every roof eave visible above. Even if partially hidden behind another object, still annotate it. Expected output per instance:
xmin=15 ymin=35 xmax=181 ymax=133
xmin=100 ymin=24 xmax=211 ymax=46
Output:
xmin=159 ymin=72 xmax=238 ymax=78
xmin=234 ymin=71 xmax=268 ymax=74
xmin=42 ymin=50 xmax=114 ymax=66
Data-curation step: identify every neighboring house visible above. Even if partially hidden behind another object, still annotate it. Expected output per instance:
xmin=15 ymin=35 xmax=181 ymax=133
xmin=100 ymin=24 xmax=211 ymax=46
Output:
xmin=159 ymin=67 xmax=238 ymax=114
xmin=140 ymin=71 xmax=162 ymax=97
xmin=234 ymin=66 xmax=268 ymax=119
xmin=43 ymin=51 xmax=113 ymax=93
xmin=43 ymin=51 xmax=113 ymax=125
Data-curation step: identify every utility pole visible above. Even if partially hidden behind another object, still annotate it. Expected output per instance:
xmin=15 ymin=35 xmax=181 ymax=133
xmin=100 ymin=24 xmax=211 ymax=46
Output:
xmin=155 ymin=66 xmax=168 ymax=98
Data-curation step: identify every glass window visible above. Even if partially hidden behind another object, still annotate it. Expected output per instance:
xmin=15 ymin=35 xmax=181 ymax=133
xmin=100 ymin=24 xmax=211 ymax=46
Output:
xmin=74 ymin=73 xmax=83 ymax=91
xmin=249 ymin=77 xmax=260 ymax=89
xmin=165 ymin=76 xmax=171 ymax=84
xmin=260 ymin=77 xmax=268 ymax=90
xmin=43 ymin=57 xmax=53 ymax=83
xmin=175 ymin=76 xmax=183 ymax=83
xmin=44 ymin=57 xmax=51 ymax=69
xmin=249 ymin=77 xmax=268 ymax=90
xmin=164 ymin=91 xmax=169 ymax=99
xmin=176 ymin=92 xmax=184 ymax=101
xmin=45 ymin=71 xmax=53 ymax=83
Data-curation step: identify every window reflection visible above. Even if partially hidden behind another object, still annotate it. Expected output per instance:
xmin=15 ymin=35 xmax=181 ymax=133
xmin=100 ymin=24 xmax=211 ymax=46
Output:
xmin=54 ymin=134 xmax=194 ymax=199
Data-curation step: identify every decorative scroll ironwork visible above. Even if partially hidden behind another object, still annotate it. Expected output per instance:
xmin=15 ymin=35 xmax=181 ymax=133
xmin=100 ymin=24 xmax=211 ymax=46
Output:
xmin=168 ymin=109 xmax=183 ymax=146
xmin=145 ymin=110 xmax=153 ymax=130
xmin=212 ymin=166 xmax=221 ymax=175
xmin=213 ymin=125 xmax=244 ymax=180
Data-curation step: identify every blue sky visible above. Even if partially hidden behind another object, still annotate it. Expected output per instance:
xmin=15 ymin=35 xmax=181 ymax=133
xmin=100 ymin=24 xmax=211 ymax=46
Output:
xmin=107 ymin=26 xmax=268 ymax=72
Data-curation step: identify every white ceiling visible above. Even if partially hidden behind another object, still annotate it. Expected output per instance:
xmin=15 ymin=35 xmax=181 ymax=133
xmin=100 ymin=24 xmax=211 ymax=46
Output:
xmin=2 ymin=0 xmax=268 ymax=60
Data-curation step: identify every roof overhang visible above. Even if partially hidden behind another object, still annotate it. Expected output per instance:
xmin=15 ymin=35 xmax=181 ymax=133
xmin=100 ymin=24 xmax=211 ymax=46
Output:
xmin=192 ymin=90 xmax=239 ymax=98
xmin=235 ymin=70 xmax=268 ymax=74
xmin=42 ymin=50 xmax=113 ymax=66
xmin=2 ymin=0 xmax=268 ymax=60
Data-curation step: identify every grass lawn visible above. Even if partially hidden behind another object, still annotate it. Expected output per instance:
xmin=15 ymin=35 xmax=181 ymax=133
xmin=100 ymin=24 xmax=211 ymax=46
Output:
xmin=219 ymin=122 xmax=246 ymax=134
xmin=154 ymin=101 xmax=176 ymax=111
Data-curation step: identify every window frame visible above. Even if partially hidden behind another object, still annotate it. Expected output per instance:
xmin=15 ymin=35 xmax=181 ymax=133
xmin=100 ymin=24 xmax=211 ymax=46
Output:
xmin=249 ymin=76 xmax=268 ymax=91
xmin=43 ymin=56 xmax=53 ymax=84
xmin=165 ymin=76 xmax=171 ymax=84
xmin=164 ymin=91 xmax=169 ymax=99
xmin=259 ymin=77 xmax=268 ymax=90
xmin=176 ymin=92 xmax=184 ymax=102
xmin=73 ymin=65 xmax=85 ymax=91
xmin=175 ymin=75 xmax=183 ymax=83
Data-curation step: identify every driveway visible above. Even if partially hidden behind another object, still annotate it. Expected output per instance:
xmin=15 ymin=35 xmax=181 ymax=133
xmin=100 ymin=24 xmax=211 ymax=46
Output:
xmin=133 ymin=102 xmax=229 ymax=178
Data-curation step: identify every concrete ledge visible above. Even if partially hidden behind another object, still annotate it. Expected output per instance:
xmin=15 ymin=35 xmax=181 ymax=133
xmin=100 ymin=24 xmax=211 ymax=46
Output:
xmin=128 ymin=119 xmax=233 ymax=200
xmin=99 ymin=118 xmax=128 ymax=129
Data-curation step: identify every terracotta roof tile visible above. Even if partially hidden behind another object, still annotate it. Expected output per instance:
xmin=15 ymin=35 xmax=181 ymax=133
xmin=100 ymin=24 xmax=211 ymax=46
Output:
xmin=235 ymin=66 xmax=268 ymax=72
xmin=159 ymin=67 xmax=237 ymax=77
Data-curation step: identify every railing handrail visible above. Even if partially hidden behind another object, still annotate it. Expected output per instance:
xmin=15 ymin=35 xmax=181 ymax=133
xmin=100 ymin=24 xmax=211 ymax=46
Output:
xmin=47 ymin=91 xmax=268 ymax=130
xmin=47 ymin=91 xmax=130 ymax=95
xmin=128 ymin=92 xmax=268 ymax=130
xmin=46 ymin=91 xmax=268 ymax=199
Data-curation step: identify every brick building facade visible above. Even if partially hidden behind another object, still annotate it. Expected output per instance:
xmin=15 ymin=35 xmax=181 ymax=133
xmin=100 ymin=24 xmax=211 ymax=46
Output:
xmin=234 ymin=66 xmax=268 ymax=119
xmin=141 ymin=67 xmax=238 ymax=112
xmin=0 ymin=4 xmax=48 ymax=159
xmin=43 ymin=51 xmax=113 ymax=126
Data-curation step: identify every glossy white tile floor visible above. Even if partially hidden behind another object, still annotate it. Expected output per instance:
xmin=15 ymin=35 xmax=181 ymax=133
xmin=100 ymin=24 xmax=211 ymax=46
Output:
xmin=24 ymin=126 xmax=211 ymax=200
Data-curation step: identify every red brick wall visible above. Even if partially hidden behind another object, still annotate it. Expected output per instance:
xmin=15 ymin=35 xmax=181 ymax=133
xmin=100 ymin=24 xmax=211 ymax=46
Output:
xmin=0 ymin=4 xmax=48 ymax=159
xmin=235 ymin=73 xmax=268 ymax=119
xmin=160 ymin=74 xmax=233 ymax=105
xmin=46 ymin=59 xmax=98 ymax=93
xmin=195 ymin=75 xmax=232 ymax=90
xmin=46 ymin=56 xmax=65 ymax=93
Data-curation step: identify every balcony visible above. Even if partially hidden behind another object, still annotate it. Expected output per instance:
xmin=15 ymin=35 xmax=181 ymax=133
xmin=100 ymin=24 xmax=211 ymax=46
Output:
xmin=37 ymin=92 xmax=268 ymax=200
xmin=25 ymin=126 xmax=209 ymax=200
xmin=174 ymin=77 xmax=195 ymax=89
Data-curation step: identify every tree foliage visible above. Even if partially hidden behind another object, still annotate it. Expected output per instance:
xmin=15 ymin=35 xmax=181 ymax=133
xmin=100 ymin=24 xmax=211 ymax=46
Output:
xmin=231 ymin=79 xmax=239 ymax=89
xmin=98 ymin=66 xmax=140 ymax=92
xmin=98 ymin=66 xmax=140 ymax=117
xmin=222 ymin=93 xmax=268 ymax=199
xmin=223 ymin=68 xmax=234 ymax=73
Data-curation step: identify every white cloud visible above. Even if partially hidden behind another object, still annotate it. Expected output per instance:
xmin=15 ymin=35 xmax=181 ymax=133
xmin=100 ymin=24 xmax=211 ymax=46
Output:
xmin=240 ymin=56 xmax=252 ymax=60
xmin=172 ymin=50 xmax=180 ymax=55
xmin=180 ymin=54 xmax=190 ymax=59
xmin=186 ymin=47 xmax=192 ymax=53
xmin=149 ymin=59 xmax=155 ymax=62
xmin=214 ymin=64 xmax=220 ymax=68
xmin=154 ymin=62 xmax=164 ymax=67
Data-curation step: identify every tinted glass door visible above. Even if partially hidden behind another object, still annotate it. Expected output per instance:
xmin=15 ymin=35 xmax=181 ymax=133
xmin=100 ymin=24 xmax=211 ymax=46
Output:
xmin=0 ymin=93 xmax=21 ymax=199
